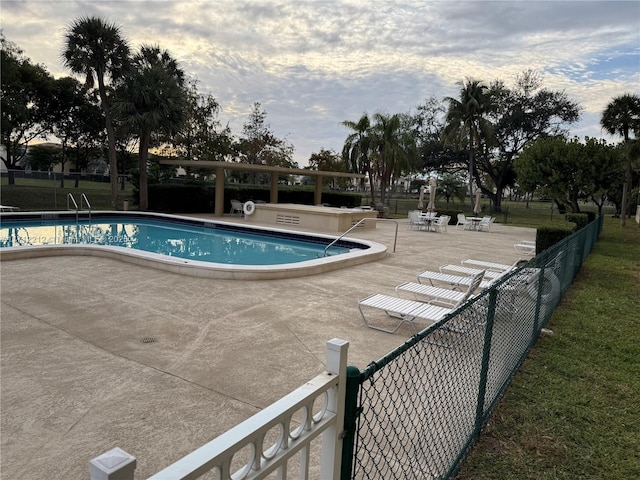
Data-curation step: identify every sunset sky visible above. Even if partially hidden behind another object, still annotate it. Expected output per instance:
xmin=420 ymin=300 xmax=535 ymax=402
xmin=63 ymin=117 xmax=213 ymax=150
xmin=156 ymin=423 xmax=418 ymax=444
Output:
xmin=2 ymin=0 xmax=639 ymax=165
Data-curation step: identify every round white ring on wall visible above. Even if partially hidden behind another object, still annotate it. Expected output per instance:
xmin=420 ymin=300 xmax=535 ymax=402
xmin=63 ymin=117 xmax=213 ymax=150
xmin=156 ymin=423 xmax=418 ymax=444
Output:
xmin=243 ymin=201 xmax=256 ymax=216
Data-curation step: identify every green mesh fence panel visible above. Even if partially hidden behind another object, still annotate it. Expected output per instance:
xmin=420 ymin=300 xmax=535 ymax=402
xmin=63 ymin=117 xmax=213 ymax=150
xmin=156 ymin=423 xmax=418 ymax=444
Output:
xmin=346 ymin=216 xmax=603 ymax=480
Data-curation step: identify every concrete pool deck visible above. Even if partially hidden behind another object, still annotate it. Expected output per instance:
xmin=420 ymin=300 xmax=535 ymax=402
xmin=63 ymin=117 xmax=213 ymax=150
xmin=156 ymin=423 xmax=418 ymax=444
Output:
xmin=0 ymin=214 xmax=535 ymax=478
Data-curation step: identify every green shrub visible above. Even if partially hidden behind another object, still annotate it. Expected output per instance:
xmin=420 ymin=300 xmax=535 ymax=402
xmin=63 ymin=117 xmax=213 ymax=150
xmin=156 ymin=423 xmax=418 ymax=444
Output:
xmin=536 ymin=225 xmax=576 ymax=253
xmin=565 ymin=213 xmax=589 ymax=230
xmin=437 ymin=209 xmax=464 ymax=225
xmin=148 ymin=184 xmax=364 ymax=213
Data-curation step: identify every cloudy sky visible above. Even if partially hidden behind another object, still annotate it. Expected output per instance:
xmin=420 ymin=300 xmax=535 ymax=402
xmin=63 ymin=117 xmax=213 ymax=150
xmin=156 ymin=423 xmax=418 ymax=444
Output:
xmin=2 ymin=1 xmax=639 ymax=166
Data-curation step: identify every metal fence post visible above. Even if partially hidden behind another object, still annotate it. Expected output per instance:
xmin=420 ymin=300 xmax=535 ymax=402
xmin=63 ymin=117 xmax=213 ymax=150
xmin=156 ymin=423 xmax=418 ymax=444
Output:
xmin=474 ymin=288 xmax=498 ymax=436
xmin=531 ymin=262 xmax=547 ymax=341
xmin=89 ymin=447 xmax=136 ymax=480
xmin=320 ymin=338 xmax=350 ymax=480
xmin=340 ymin=365 xmax=362 ymax=480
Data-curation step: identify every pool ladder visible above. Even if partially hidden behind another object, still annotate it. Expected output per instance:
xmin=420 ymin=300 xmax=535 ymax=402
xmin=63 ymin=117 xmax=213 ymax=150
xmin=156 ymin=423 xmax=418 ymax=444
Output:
xmin=67 ymin=193 xmax=92 ymax=222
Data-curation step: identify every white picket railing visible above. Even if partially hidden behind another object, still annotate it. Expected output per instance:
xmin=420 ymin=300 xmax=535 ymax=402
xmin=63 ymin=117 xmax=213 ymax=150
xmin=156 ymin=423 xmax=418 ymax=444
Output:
xmin=90 ymin=338 xmax=349 ymax=480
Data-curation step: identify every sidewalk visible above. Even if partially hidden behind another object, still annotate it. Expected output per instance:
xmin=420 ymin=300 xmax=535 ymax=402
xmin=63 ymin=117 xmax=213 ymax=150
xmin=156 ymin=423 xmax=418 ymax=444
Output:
xmin=0 ymin=216 xmax=534 ymax=478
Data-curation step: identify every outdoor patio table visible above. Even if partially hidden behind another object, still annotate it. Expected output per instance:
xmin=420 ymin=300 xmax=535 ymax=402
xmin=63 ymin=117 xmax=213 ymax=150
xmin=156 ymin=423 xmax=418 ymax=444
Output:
xmin=467 ymin=217 xmax=483 ymax=230
xmin=419 ymin=214 xmax=436 ymax=232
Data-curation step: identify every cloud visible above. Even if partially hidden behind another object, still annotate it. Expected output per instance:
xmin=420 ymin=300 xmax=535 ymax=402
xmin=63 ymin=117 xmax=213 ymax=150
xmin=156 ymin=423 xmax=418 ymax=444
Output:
xmin=2 ymin=0 xmax=638 ymax=164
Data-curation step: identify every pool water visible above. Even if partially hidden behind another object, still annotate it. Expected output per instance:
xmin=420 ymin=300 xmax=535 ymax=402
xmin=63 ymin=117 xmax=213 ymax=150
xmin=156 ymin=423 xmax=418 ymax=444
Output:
xmin=0 ymin=216 xmax=350 ymax=265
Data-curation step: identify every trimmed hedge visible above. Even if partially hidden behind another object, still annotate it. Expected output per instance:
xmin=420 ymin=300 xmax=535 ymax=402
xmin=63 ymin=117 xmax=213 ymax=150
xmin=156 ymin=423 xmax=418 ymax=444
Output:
xmin=536 ymin=225 xmax=576 ymax=253
xmin=148 ymin=184 xmax=364 ymax=213
xmin=565 ymin=213 xmax=589 ymax=230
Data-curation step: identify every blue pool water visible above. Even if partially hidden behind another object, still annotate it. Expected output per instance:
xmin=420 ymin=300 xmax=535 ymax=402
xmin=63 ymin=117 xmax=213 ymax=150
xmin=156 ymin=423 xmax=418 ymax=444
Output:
xmin=0 ymin=214 xmax=354 ymax=265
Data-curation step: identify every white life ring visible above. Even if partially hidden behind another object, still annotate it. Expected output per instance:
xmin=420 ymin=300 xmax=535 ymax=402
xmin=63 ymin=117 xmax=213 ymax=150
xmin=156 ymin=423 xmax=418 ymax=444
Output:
xmin=243 ymin=201 xmax=256 ymax=216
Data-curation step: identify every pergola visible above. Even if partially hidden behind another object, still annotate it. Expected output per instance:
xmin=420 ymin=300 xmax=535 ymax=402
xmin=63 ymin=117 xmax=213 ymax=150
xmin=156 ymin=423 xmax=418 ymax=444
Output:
xmin=159 ymin=159 xmax=367 ymax=217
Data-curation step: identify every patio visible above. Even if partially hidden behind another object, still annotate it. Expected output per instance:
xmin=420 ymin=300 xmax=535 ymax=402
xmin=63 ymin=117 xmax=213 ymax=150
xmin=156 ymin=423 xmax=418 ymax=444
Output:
xmin=0 ymin=215 xmax=534 ymax=478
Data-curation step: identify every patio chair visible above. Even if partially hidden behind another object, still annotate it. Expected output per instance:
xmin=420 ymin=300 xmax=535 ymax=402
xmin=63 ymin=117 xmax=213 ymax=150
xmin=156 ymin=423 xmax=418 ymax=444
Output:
xmin=456 ymin=213 xmax=471 ymax=229
xmin=407 ymin=210 xmax=427 ymax=230
xmin=477 ymin=216 xmax=495 ymax=232
xmin=230 ymin=199 xmax=244 ymax=216
xmin=432 ymin=215 xmax=450 ymax=233
xmin=514 ymin=240 xmax=536 ymax=256
xmin=358 ymin=294 xmax=454 ymax=334
xmin=396 ymin=270 xmax=485 ymax=308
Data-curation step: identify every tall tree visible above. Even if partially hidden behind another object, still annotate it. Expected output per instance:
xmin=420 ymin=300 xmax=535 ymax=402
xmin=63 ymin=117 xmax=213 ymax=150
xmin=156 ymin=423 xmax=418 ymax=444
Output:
xmin=63 ymin=15 xmax=130 ymax=208
xmin=114 ymin=45 xmax=188 ymax=210
xmin=484 ymin=71 xmax=581 ymax=210
xmin=307 ymin=149 xmax=347 ymax=189
xmin=443 ymin=79 xmax=493 ymax=205
xmin=49 ymin=77 xmax=91 ymax=187
xmin=371 ymin=112 xmax=417 ymax=204
xmin=341 ymin=113 xmax=373 ymax=195
xmin=163 ymin=80 xmax=235 ymax=164
xmin=516 ymin=136 xmax=622 ymax=213
xmin=1 ymin=35 xmax=55 ymax=184
xmin=600 ymin=93 xmax=640 ymax=226
xmin=237 ymin=103 xmax=296 ymax=183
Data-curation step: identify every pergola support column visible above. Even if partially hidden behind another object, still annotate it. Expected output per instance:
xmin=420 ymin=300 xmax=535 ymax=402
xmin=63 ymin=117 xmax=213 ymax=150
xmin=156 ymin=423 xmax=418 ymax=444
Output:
xmin=270 ymin=172 xmax=279 ymax=204
xmin=215 ymin=166 xmax=225 ymax=217
xmin=314 ymin=178 xmax=323 ymax=205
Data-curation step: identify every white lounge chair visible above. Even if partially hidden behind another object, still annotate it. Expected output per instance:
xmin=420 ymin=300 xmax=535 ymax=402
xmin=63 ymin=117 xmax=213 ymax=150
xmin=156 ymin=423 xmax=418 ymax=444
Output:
xmin=358 ymin=294 xmax=453 ymax=334
xmin=396 ymin=270 xmax=485 ymax=308
xmin=230 ymin=199 xmax=244 ymax=216
xmin=514 ymin=240 xmax=536 ymax=256
xmin=461 ymin=258 xmax=521 ymax=273
xmin=417 ymin=270 xmax=496 ymax=290
xmin=0 ymin=205 xmax=20 ymax=212
xmin=440 ymin=264 xmax=501 ymax=280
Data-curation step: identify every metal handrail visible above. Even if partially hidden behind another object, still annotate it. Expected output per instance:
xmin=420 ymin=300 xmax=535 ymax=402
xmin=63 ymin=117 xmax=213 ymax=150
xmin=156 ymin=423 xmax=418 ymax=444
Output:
xmin=80 ymin=193 xmax=91 ymax=210
xmin=67 ymin=193 xmax=78 ymax=211
xmin=323 ymin=217 xmax=398 ymax=257
xmin=67 ymin=193 xmax=79 ymax=222
xmin=81 ymin=193 xmax=91 ymax=221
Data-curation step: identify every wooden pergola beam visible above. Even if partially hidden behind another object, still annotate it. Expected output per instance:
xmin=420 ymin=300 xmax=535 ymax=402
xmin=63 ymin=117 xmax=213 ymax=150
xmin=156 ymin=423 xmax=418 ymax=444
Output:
xmin=159 ymin=159 xmax=367 ymax=217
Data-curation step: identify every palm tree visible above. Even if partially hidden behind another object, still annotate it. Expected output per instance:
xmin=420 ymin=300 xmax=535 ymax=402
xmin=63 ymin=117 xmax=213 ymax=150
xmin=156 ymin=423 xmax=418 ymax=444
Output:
xmin=370 ymin=112 xmax=416 ymax=205
xmin=114 ymin=45 xmax=187 ymax=210
xmin=600 ymin=93 xmax=640 ymax=226
xmin=63 ymin=16 xmax=130 ymax=209
xmin=342 ymin=114 xmax=373 ymax=198
xmin=443 ymin=79 xmax=493 ymax=206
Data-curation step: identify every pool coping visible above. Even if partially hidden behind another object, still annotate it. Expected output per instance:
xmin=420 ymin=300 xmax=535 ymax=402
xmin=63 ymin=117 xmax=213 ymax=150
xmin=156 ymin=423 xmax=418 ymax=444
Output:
xmin=0 ymin=211 xmax=388 ymax=280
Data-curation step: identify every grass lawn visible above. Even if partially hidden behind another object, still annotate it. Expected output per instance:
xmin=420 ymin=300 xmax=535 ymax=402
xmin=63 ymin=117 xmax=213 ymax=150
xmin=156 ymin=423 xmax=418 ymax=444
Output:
xmin=1 ymin=177 xmax=134 ymax=211
xmin=456 ymin=216 xmax=640 ymax=479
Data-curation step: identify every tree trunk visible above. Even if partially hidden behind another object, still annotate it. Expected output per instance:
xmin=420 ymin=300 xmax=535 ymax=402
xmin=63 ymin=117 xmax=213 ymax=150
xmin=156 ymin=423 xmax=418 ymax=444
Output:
xmin=620 ymin=162 xmax=631 ymax=227
xmin=97 ymin=78 xmax=119 ymax=209
xmin=468 ymin=145 xmax=475 ymax=207
xmin=367 ymin=171 xmax=376 ymax=206
xmin=59 ymin=142 xmax=66 ymax=188
xmin=138 ymin=131 xmax=150 ymax=211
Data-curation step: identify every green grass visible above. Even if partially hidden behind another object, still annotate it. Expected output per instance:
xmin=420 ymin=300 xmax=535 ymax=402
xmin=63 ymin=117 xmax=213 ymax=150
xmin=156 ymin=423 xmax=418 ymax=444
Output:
xmin=456 ymin=216 xmax=640 ymax=479
xmin=372 ymin=196 xmax=614 ymax=229
xmin=1 ymin=177 xmax=134 ymax=211
xmin=0 ymin=178 xmax=617 ymax=231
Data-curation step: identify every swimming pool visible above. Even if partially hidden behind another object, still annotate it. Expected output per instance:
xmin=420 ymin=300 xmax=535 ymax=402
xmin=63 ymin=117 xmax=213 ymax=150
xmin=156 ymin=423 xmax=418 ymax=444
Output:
xmin=0 ymin=212 xmax=387 ymax=279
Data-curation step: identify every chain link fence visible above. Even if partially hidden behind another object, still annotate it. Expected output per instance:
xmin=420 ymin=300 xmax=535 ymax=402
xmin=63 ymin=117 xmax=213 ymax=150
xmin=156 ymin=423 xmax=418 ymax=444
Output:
xmin=343 ymin=216 xmax=603 ymax=479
